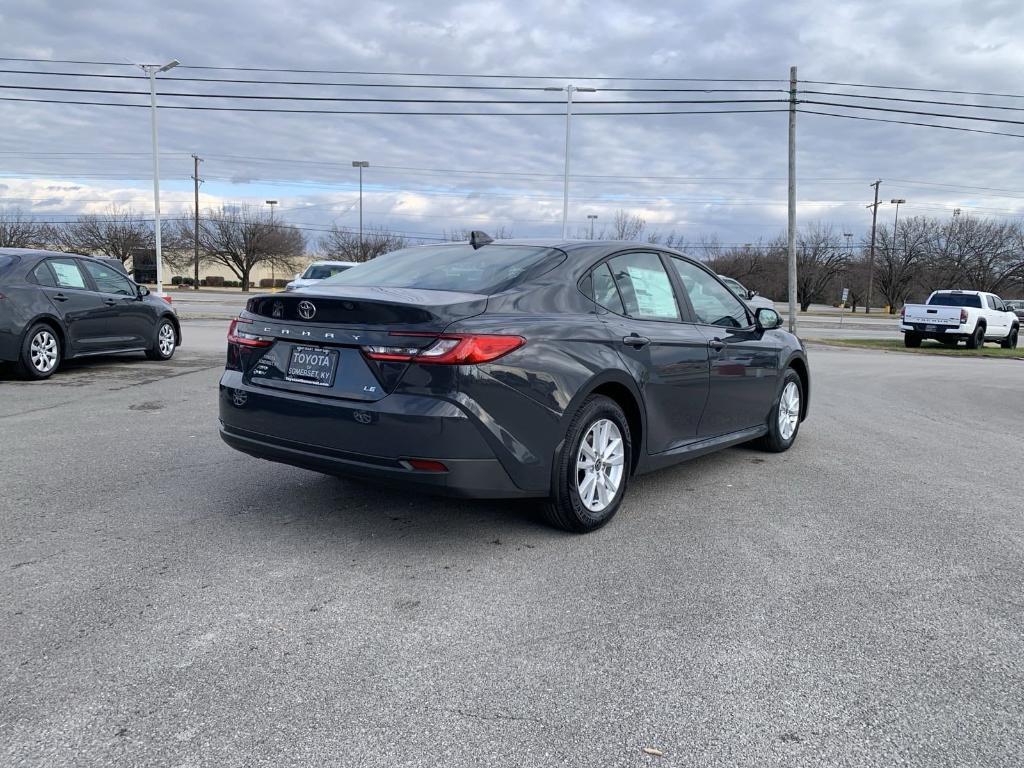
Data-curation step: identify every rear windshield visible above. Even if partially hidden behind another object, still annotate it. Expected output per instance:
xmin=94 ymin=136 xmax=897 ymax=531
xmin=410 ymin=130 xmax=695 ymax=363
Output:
xmin=928 ymin=293 xmax=981 ymax=308
xmin=0 ymin=254 xmax=18 ymax=275
xmin=321 ymin=244 xmax=564 ymax=294
xmin=302 ymin=264 xmax=351 ymax=280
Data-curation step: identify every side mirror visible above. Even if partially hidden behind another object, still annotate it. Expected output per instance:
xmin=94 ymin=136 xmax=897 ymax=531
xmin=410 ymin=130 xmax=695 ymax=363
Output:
xmin=294 ymin=273 xmax=302 ymax=281
xmin=748 ymin=289 xmax=758 ymax=299
xmin=755 ymin=307 xmax=782 ymax=331
xmin=137 ymin=284 xmax=151 ymax=298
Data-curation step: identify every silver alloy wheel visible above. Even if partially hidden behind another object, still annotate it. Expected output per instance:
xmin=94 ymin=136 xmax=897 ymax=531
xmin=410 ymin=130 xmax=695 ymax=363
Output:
xmin=576 ymin=418 xmax=625 ymax=513
xmin=778 ymin=381 xmax=800 ymax=441
xmin=30 ymin=330 xmax=58 ymax=373
xmin=157 ymin=323 xmax=175 ymax=356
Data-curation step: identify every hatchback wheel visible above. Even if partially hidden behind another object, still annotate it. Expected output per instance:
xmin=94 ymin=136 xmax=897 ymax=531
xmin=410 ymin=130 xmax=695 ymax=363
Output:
xmin=758 ymin=369 xmax=802 ymax=452
xmin=543 ymin=395 xmax=631 ymax=533
xmin=18 ymin=323 xmax=62 ymax=380
xmin=146 ymin=319 xmax=177 ymax=360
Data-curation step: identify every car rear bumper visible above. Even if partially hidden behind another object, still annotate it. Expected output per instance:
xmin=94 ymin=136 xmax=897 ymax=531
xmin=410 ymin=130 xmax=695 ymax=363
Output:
xmin=900 ymin=323 xmax=966 ymax=337
xmin=218 ymin=371 xmax=547 ymax=499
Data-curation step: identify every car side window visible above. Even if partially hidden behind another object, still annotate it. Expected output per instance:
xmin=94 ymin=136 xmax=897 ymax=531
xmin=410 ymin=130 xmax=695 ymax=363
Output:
xmin=592 ymin=263 xmax=626 ymax=315
xmin=82 ymin=260 xmax=135 ymax=296
xmin=32 ymin=262 xmax=58 ymax=287
xmin=670 ymin=258 xmax=750 ymax=328
xmin=47 ymin=258 xmax=88 ymax=290
xmin=606 ymin=252 xmax=680 ymax=321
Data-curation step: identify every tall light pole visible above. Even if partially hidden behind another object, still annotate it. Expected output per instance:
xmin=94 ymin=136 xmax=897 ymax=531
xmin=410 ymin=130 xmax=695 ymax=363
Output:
xmin=891 ymin=198 xmax=906 ymax=257
xmin=266 ymin=200 xmax=278 ymax=291
xmin=587 ymin=214 xmax=598 ymax=239
xmin=140 ymin=59 xmax=179 ymax=296
xmin=352 ymin=161 xmax=369 ymax=259
xmin=545 ymin=85 xmax=597 ymax=239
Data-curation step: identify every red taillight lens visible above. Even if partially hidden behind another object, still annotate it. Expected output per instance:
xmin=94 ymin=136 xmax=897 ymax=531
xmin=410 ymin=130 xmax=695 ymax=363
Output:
xmin=960 ymin=309 xmax=968 ymax=324
xmin=363 ymin=333 xmax=525 ymax=364
xmin=227 ymin=318 xmax=272 ymax=348
xmin=900 ymin=306 xmax=905 ymax=320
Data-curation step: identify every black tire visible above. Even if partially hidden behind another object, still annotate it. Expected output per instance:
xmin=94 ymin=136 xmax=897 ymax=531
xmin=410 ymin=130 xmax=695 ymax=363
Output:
xmin=904 ymin=333 xmax=922 ymax=348
xmin=16 ymin=322 xmax=62 ymax=380
xmin=146 ymin=318 xmax=177 ymax=361
xmin=1001 ymin=325 xmax=1019 ymax=350
xmin=757 ymin=368 xmax=803 ymax=453
xmin=966 ymin=325 xmax=985 ymax=349
xmin=542 ymin=394 xmax=632 ymax=533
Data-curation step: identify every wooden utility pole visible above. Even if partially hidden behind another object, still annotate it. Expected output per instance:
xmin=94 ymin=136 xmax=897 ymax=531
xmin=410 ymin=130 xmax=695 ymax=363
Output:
xmin=191 ymin=154 xmax=202 ymax=291
xmin=865 ymin=180 xmax=881 ymax=314
xmin=787 ymin=65 xmax=798 ymax=333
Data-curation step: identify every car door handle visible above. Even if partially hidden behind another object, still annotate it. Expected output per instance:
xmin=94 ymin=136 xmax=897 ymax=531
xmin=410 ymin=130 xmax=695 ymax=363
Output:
xmin=104 ymin=298 xmax=118 ymax=306
xmin=708 ymin=339 xmax=727 ymax=351
xmin=622 ymin=335 xmax=651 ymax=348
xmin=53 ymin=293 xmax=68 ymax=302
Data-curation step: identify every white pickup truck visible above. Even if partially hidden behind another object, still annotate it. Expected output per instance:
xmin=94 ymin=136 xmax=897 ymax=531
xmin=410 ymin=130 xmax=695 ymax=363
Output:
xmin=900 ymin=290 xmax=1020 ymax=349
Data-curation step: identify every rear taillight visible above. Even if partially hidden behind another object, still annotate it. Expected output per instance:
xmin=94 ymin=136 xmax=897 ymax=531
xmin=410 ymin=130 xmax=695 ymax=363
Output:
xmin=900 ymin=307 xmax=905 ymax=320
xmin=227 ymin=318 xmax=272 ymax=348
xmin=363 ymin=333 xmax=525 ymax=364
xmin=960 ymin=309 xmax=968 ymax=324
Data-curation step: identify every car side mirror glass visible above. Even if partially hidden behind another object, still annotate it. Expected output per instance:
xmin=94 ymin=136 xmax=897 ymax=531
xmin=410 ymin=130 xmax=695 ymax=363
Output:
xmin=755 ymin=307 xmax=782 ymax=330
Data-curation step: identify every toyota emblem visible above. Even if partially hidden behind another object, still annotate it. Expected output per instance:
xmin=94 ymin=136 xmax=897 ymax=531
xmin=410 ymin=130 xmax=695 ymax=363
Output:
xmin=297 ymin=300 xmax=317 ymax=320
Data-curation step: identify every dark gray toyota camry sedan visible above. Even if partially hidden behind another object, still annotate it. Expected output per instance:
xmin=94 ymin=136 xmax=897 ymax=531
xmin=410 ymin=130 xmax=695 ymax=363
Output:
xmin=219 ymin=234 xmax=809 ymax=532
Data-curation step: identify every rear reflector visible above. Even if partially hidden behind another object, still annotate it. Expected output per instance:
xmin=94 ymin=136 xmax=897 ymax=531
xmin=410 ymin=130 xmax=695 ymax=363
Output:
xmin=363 ymin=333 xmax=525 ymax=364
xmin=403 ymin=459 xmax=448 ymax=472
xmin=227 ymin=318 xmax=272 ymax=348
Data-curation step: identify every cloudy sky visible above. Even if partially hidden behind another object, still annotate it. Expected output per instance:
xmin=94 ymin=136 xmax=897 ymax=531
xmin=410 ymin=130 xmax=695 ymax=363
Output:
xmin=2 ymin=0 xmax=1023 ymax=249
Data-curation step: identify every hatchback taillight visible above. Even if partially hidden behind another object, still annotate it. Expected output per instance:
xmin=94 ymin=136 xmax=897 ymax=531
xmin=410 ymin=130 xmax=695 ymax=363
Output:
xmin=227 ymin=318 xmax=272 ymax=348
xmin=363 ymin=333 xmax=525 ymax=364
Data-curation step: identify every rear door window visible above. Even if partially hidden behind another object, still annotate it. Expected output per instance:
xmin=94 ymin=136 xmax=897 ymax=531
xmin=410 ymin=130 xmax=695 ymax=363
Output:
xmin=47 ymin=258 xmax=88 ymax=290
xmin=606 ymin=252 xmax=680 ymax=321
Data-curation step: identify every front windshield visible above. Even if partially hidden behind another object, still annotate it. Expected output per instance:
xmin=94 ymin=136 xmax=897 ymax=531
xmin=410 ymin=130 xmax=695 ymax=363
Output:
xmin=321 ymin=244 xmax=564 ymax=294
xmin=302 ymin=264 xmax=352 ymax=280
xmin=721 ymin=277 xmax=745 ymax=294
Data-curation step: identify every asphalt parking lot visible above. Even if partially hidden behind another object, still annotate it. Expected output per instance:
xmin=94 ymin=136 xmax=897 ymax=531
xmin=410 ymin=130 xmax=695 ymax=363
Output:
xmin=2 ymin=319 xmax=1022 ymax=767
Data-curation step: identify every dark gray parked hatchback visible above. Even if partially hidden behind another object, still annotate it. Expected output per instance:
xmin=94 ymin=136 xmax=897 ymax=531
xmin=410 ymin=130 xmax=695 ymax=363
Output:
xmin=219 ymin=236 xmax=809 ymax=531
xmin=0 ymin=248 xmax=181 ymax=379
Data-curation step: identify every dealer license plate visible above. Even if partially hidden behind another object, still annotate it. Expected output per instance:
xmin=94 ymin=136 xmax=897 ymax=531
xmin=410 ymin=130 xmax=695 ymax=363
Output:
xmin=285 ymin=345 xmax=338 ymax=387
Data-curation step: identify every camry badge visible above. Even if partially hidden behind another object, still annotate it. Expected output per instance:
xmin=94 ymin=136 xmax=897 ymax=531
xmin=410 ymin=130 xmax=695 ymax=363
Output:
xmin=297 ymin=300 xmax=317 ymax=320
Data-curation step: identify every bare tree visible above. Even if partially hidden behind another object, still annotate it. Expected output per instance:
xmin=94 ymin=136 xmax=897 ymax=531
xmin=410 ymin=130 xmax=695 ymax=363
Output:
xmin=602 ymin=210 xmax=646 ymax=241
xmin=319 ymin=224 xmax=407 ymax=261
xmin=56 ymin=206 xmax=154 ymax=263
xmin=874 ymin=216 xmax=930 ymax=312
xmin=0 ymin=209 xmax=48 ymax=248
xmin=197 ymin=205 xmax=306 ymax=291
xmin=795 ymin=223 xmax=847 ymax=311
xmin=443 ymin=226 xmax=514 ymax=242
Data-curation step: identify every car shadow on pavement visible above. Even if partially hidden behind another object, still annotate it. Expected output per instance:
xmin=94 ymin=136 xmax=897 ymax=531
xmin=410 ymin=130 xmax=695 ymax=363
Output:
xmin=221 ymin=468 xmax=565 ymax=549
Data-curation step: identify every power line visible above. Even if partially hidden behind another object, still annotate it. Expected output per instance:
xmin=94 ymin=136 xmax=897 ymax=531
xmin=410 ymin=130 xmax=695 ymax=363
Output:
xmin=802 ymin=78 xmax=1024 ymax=100
xmin=799 ymin=89 xmax=1024 ymax=112
xmin=0 ymin=58 xmax=783 ymax=83
xmin=798 ymin=108 xmax=1024 ymax=139
xmin=0 ymin=83 xmax=787 ymax=106
xmin=800 ymin=99 xmax=1024 ymax=126
xmin=0 ymin=68 xmax=787 ymax=94
xmin=0 ymin=95 xmax=789 ymax=116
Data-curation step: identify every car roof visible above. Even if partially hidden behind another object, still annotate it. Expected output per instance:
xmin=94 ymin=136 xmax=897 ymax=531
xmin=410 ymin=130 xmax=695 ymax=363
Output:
xmin=310 ymin=260 xmax=358 ymax=266
xmin=0 ymin=247 xmax=106 ymax=262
